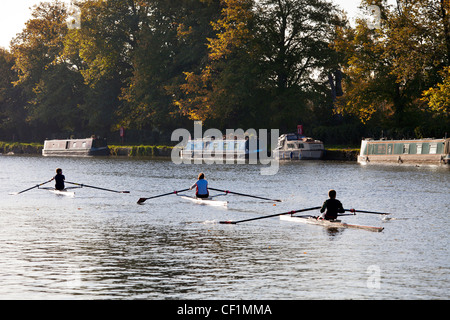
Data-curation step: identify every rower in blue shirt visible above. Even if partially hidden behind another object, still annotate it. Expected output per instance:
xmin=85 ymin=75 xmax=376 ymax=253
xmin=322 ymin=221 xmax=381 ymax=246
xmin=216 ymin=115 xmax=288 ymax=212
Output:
xmin=190 ymin=172 xmax=209 ymax=198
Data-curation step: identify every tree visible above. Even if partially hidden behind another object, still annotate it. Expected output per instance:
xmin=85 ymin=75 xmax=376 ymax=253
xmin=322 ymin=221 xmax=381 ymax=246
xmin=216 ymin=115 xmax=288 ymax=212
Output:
xmin=422 ymin=66 xmax=450 ymax=117
xmin=334 ymin=0 xmax=450 ymax=135
xmin=64 ymin=0 xmax=147 ymax=137
xmin=176 ymin=0 xmax=344 ymax=130
xmin=254 ymin=0 xmax=344 ymax=130
xmin=0 ymin=49 xmax=28 ymax=140
xmin=175 ymin=0 xmax=260 ymax=128
xmin=10 ymin=1 xmax=86 ymax=140
xmin=121 ymin=0 xmax=222 ymax=135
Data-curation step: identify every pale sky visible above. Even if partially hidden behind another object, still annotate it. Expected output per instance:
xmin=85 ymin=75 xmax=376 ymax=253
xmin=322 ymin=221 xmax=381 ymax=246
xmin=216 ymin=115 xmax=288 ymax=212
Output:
xmin=0 ymin=0 xmax=366 ymax=50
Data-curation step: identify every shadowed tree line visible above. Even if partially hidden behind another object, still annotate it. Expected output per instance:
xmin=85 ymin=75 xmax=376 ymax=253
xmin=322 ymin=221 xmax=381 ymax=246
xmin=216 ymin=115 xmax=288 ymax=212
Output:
xmin=0 ymin=0 xmax=448 ymax=146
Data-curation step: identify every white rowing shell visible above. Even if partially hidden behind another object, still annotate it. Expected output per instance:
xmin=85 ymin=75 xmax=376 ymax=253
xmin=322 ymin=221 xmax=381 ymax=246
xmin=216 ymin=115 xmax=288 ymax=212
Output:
xmin=280 ymin=215 xmax=383 ymax=232
xmin=179 ymin=196 xmax=228 ymax=207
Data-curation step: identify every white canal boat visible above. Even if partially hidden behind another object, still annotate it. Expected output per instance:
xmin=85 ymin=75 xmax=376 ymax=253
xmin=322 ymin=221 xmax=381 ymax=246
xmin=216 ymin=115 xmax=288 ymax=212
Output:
xmin=42 ymin=137 xmax=109 ymax=157
xmin=357 ymin=137 xmax=450 ymax=165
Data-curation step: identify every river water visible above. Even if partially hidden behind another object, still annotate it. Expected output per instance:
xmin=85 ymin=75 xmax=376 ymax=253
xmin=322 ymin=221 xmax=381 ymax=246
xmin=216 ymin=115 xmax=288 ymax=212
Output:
xmin=0 ymin=155 xmax=448 ymax=300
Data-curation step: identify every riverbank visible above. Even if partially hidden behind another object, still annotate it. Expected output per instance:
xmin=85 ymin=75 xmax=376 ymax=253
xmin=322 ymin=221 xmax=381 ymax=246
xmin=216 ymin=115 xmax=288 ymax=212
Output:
xmin=0 ymin=141 xmax=359 ymax=161
xmin=0 ymin=142 xmax=43 ymax=155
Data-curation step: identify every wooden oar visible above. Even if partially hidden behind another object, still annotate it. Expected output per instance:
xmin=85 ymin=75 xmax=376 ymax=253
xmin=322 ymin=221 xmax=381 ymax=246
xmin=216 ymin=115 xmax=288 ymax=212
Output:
xmin=66 ymin=181 xmax=130 ymax=194
xmin=220 ymin=206 xmax=321 ymax=224
xmin=345 ymin=208 xmax=392 ymax=215
xmin=137 ymin=188 xmax=190 ymax=204
xmin=209 ymin=187 xmax=282 ymax=202
xmin=9 ymin=179 xmax=53 ymax=195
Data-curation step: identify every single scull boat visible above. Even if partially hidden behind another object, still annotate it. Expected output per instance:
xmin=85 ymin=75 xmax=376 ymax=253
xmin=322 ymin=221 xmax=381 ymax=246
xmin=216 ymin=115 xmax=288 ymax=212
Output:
xmin=179 ymin=195 xmax=228 ymax=207
xmin=280 ymin=215 xmax=384 ymax=232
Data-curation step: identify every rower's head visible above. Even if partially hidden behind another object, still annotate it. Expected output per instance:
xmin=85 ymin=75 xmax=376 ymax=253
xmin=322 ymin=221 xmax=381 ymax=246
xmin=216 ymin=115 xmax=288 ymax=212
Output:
xmin=56 ymin=168 xmax=62 ymax=174
xmin=198 ymin=172 xmax=205 ymax=180
xmin=328 ymin=189 xmax=336 ymax=199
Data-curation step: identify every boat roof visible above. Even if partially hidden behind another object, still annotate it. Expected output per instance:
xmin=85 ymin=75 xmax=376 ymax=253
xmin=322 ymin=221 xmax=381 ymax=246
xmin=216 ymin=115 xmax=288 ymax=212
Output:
xmin=44 ymin=137 xmax=96 ymax=142
xmin=362 ymin=137 xmax=449 ymax=143
xmin=279 ymin=133 xmax=323 ymax=143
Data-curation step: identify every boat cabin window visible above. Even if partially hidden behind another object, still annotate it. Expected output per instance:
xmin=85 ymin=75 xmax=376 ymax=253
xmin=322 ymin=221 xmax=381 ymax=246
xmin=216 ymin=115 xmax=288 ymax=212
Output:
xmin=429 ymin=143 xmax=437 ymax=154
xmin=416 ymin=144 xmax=422 ymax=154
xmin=287 ymin=143 xmax=296 ymax=149
xmin=65 ymin=141 xmax=70 ymax=149
xmin=73 ymin=142 xmax=77 ymax=148
xmin=298 ymin=143 xmax=304 ymax=149
xmin=402 ymin=144 xmax=409 ymax=154
xmin=376 ymin=144 xmax=386 ymax=154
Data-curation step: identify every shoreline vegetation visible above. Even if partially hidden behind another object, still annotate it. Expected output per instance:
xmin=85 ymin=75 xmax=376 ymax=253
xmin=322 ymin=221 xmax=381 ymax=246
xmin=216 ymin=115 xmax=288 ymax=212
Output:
xmin=0 ymin=141 xmax=359 ymax=161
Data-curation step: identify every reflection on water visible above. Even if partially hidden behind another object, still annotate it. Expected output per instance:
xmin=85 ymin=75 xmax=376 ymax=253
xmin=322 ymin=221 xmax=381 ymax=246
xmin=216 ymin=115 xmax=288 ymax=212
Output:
xmin=0 ymin=155 xmax=449 ymax=299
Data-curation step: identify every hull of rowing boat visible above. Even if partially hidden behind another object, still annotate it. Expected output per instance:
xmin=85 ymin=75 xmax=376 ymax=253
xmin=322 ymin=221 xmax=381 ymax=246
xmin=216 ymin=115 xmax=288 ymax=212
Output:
xmin=49 ymin=189 xmax=75 ymax=197
xmin=280 ymin=215 xmax=383 ymax=232
xmin=180 ymin=196 xmax=228 ymax=207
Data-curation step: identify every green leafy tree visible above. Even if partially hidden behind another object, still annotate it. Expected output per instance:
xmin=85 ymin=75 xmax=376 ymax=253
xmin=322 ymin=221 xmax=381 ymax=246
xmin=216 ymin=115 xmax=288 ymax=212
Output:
xmin=10 ymin=1 xmax=85 ymax=139
xmin=0 ymin=49 xmax=28 ymax=140
xmin=65 ymin=0 xmax=146 ymax=137
xmin=175 ymin=0 xmax=260 ymax=128
xmin=334 ymin=0 xmax=450 ymax=135
xmin=121 ymin=0 xmax=222 ymax=134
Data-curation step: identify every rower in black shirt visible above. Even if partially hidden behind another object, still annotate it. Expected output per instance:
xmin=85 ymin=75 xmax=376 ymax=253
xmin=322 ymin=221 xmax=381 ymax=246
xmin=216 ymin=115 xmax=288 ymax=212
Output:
xmin=319 ymin=189 xmax=345 ymax=220
xmin=52 ymin=168 xmax=65 ymax=191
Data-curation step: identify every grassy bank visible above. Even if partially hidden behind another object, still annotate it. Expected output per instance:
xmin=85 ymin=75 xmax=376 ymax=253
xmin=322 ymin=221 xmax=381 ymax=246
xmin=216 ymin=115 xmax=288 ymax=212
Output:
xmin=323 ymin=145 xmax=360 ymax=161
xmin=0 ymin=141 xmax=43 ymax=155
xmin=108 ymin=145 xmax=174 ymax=157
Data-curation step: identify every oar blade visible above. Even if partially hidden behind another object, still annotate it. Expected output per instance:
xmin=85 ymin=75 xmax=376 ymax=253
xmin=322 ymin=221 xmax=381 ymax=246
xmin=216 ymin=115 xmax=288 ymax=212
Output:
xmin=137 ymin=198 xmax=147 ymax=204
xmin=137 ymin=188 xmax=190 ymax=205
xmin=10 ymin=179 xmax=53 ymax=196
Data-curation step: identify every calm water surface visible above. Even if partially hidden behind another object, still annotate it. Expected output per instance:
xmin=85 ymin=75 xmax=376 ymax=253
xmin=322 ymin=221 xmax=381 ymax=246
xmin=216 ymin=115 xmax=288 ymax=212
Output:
xmin=0 ymin=155 xmax=448 ymax=299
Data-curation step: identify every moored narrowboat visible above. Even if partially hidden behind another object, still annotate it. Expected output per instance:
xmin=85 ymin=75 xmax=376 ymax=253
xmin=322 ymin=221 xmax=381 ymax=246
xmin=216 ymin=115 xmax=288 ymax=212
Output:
xmin=42 ymin=137 xmax=109 ymax=157
xmin=180 ymin=136 xmax=262 ymax=161
xmin=358 ymin=138 xmax=450 ymax=165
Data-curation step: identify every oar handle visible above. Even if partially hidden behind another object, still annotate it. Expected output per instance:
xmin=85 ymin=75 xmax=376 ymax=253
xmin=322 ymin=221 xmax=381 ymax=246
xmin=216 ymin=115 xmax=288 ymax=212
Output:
xmin=209 ymin=187 xmax=282 ymax=202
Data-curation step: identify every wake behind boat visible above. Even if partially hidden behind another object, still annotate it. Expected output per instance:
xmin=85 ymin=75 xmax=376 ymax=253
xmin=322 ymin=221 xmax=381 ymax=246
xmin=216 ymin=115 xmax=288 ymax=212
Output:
xmin=179 ymin=195 xmax=228 ymax=207
xmin=280 ymin=214 xmax=384 ymax=232
xmin=48 ymin=188 xmax=75 ymax=197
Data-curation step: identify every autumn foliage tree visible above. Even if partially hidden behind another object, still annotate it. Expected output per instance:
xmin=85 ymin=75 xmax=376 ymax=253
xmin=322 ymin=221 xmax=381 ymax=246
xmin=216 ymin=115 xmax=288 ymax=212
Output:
xmin=334 ymin=0 xmax=450 ymax=136
xmin=0 ymin=0 xmax=448 ymax=144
